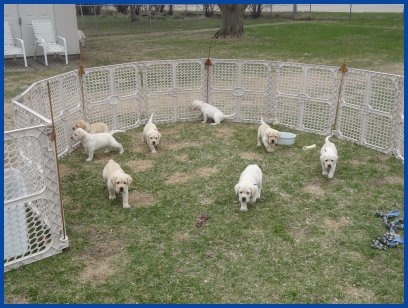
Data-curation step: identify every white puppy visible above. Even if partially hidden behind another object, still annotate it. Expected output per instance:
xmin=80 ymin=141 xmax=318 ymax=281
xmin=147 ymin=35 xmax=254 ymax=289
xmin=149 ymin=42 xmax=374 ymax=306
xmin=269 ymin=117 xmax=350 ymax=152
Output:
xmin=142 ymin=113 xmax=161 ymax=154
xmin=320 ymin=135 xmax=338 ymax=179
xmin=103 ymin=159 xmax=133 ymax=208
xmin=191 ymin=100 xmax=235 ymax=125
xmin=234 ymin=164 xmax=263 ymax=212
xmin=257 ymin=118 xmax=280 ymax=152
xmin=71 ymin=128 xmax=124 ymax=161
xmin=78 ymin=29 xmax=86 ymax=48
xmin=73 ymin=119 xmax=109 ymax=134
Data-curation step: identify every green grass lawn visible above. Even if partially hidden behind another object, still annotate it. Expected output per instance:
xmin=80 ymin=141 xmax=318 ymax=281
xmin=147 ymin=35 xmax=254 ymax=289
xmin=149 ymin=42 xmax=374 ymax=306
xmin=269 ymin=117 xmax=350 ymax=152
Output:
xmin=4 ymin=12 xmax=404 ymax=304
xmin=4 ymin=122 xmax=404 ymax=303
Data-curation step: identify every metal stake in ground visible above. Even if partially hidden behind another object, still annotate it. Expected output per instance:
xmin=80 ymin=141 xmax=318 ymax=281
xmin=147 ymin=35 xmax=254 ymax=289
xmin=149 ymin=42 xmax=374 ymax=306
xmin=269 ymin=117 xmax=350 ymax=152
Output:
xmin=332 ymin=62 xmax=348 ymax=134
xmin=205 ymin=40 xmax=213 ymax=103
xmin=47 ymin=81 xmax=67 ymax=240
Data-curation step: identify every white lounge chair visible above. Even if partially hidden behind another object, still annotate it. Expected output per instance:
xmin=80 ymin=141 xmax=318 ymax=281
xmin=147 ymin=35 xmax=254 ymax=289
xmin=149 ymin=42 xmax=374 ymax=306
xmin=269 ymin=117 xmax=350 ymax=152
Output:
xmin=32 ymin=19 xmax=68 ymax=66
xmin=4 ymin=21 xmax=27 ymax=67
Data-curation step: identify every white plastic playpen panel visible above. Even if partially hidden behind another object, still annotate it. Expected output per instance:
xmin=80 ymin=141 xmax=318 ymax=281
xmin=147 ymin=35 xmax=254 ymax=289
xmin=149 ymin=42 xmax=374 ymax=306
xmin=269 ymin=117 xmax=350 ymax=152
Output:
xmin=5 ymin=59 xmax=403 ymax=271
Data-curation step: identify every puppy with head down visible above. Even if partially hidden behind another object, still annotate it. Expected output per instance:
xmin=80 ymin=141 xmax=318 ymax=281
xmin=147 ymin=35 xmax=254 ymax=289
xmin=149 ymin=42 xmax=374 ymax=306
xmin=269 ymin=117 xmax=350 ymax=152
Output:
xmin=71 ymin=128 xmax=124 ymax=161
xmin=320 ymin=135 xmax=338 ymax=179
xmin=234 ymin=164 xmax=263 ymax=212
xmin=73 ymin=119 xmax=109 ymax=134
xmin=191 ymin=99 xmax=235 ymax=125
xmin=257 ymin=118 xmax=280 ymax=153
xmin=142 ymin=113 xmax=161 ymax=154
xmin=103 ymin=159 xmax=133 ymax=208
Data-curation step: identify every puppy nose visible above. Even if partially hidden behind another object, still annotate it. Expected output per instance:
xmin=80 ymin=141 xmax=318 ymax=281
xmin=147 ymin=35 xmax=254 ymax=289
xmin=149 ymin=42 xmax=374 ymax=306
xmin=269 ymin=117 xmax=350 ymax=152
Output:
xmin=327 ymin=164 xmax=332 ymax=168
xmin=120 ymin=187 xmax=124 ymax=192
xmin=271 ymin=140 xmax=275 ymax=143
xmin=242 ymin=197 xmax=246 ymax=201
xmin=152 ymin=141 xmax=156 ymax=145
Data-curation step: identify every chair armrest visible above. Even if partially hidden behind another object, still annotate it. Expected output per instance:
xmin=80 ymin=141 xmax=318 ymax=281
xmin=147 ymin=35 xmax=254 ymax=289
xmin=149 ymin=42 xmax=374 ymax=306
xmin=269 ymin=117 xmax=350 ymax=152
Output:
xmin=36 ymin=37 xmax=45 ymax=45
xmin=56 ymin=36 xmax=66 ymax=44
xmin=14 ymin=38 xmax=24 ymax=47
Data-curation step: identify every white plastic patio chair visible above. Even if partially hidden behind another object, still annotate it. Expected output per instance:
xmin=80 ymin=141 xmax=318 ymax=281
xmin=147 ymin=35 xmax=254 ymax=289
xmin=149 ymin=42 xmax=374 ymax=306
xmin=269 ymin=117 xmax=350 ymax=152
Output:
xmin=4 ymin=21 xmax=28 ymax=67
xmin=32 ymin=19 xmax=68 ymax=66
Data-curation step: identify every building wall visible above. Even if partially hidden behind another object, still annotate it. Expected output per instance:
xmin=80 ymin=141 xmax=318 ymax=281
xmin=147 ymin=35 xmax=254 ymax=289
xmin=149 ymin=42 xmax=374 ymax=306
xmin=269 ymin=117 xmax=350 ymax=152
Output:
xmin=4 ymin=4 xmax=79 ymax=58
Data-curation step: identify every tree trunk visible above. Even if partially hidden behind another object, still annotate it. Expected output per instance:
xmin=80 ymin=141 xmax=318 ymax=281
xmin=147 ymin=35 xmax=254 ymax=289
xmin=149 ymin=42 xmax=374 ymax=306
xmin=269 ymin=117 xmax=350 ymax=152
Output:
xmin=129 ymin=5 xmax=141 ymax=22
xmin=215 ymin=4 xmax=247 ymax=38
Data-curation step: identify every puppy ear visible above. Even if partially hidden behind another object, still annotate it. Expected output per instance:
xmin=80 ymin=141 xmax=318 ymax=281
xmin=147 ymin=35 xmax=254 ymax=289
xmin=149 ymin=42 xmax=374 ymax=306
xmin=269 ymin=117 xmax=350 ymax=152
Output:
xmin=110 ymin=176 xmax=117 ymax=187
xmin=234 ymin=184 xmax=240 ymax=195
xmin=251 ymin=185 xmax=259 ymax=197
xmin=157 ymin=132 xmax=162 ymax=140
xmin=126 ymin=175 xmax=133 ymax=186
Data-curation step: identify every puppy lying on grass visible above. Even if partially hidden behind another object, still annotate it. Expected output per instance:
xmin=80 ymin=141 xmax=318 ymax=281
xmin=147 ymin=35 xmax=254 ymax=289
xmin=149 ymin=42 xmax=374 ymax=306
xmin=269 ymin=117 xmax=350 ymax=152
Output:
xmin=192 ymin=99 xmax=235 ymax=125
xmin=103 ymin=159 xmax=133 ymax=208
xmin=74 ymin=119 xmax=109 ymax=134
xmin=234 ymin=164 xmax=263 ymax=212
xmin=142 ymin=113 xmax=161 ymax=154
xmin=71 ymin=128 xmax=124 ymax=161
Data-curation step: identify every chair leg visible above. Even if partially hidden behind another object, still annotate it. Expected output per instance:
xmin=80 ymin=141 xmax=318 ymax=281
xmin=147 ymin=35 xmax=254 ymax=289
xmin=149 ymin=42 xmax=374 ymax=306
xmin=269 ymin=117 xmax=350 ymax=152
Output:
xmin=34 ymin=46 xmax=37 ymax=60
xmin=43 ymin=49 xmax=48 ymax=66
xmin=64 ymin=49 xmax=68 ymax=64
xmin=23 ymin=54 xmax=27 ymax=68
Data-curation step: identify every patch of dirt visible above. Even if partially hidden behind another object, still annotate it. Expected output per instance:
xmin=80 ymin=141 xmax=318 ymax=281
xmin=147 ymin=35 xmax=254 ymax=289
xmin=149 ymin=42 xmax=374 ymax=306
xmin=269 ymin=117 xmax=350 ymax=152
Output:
xmin=239 ymin=152 xmax=262 ymax=160
xmin=323 ymin=217 xmax=352 ymax=231
xmin=214 ymin=126 xmax=235 ymax=140
xmin=344 ymin=286 xmax=376 ymax=303
xmin=161 ymin=126 xmax=182 ymax=136
xmin=126 ymin=160 xmax=154 ymax=172
xmin=175 ymin=154 xmax=189 ymax=161
xmin=58 ymin=164 xmax=76 ymax=176
xmin=165 ymin=141 xmax=199 ymax=151
xmin=165 ymin=172 xmax=192 ymax=185
xmin=128 ymin=191 xmax=155 ymax=208
xmin=303 ymin=184 xmax=325 ymax=196
xmin=174 ymin=231 xmax=191 ymax=243
xmin=201 ymin=197 xmax=214 ymax=205
xmin=4 ymin=295 xmax=30 ymax=304
xmin=195 ymin=167 xmax=219 ymax=177
xmin=384 ymin=176 xmax=404 ymax=185
xmin=349 ymin=160 xmax=365 ymax=166
xmin=79 ymin=240 xmax=125 ymax=285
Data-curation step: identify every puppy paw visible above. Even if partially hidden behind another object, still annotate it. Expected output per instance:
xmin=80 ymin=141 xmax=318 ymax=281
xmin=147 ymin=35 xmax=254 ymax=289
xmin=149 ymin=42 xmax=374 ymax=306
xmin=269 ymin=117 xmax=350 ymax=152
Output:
xmin=240 ymin=207 xmax=248 ymax=212
xmin=119 ymin=149 xmax=124 ymax=154
xmin=109 ymin=195 xmax=116 ymax=200
xmin=328 ymin=174 xmax=334 ymax=179
xmin=322 ymin=171 xmax=328 ymax=176
xmin=123 ymin=204 xmax=130 ymax=209
xmin=86 ymin=158 xmax=93 ymax=162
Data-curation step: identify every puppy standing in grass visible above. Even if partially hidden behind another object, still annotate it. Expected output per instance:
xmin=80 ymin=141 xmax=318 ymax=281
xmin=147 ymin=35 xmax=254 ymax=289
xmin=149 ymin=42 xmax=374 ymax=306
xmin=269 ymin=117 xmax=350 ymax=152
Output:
xmin=103 ymin=159 xmax=133 ymax=208
xmin=257 ymin=118 xmax=280 ymax=153
xmin=320 ymin=135 xmax=338 ymax=179
xmin=191 ymin=100 xmax=235 ymax=125
xmin=143 ymin=113 xmax=161 ymax=154
xmin=71 ymin=128 xmax=124 ymax=161
xmin=234 ymin=164 xmax=263 ymax=212
xmin=74 ymin=119 xmax=109 ymax=134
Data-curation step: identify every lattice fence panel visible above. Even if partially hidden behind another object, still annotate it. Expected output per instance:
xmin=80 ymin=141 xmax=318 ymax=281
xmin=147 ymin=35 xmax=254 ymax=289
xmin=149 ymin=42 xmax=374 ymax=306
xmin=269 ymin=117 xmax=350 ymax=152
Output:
xmin=364 ymin=114 xmax=393 ymax=151
xmin=211 ymin=62 xmax=239 ymax=90
xmin=369 ymin=75 xmax=397 ymax=113
xmin=239 ymin=93 xmax=268 ymax=122
xmin=276 ymin=96 xmax=301 ymax=128
xmin=4 ymin=126 xmax=68 ymax=271
xmin=176 ymin=62 xmax=202 ymax=90
xmin=342 ymin=72 xmax=367 ymax=107
xmin=337 ymin=106 xmax=363 ymax=142
xmin=116 ymin=97 xmax=139 ymax=129
xmin=241 ymin=63 xmax=269 ymax=92
xmin=302 ymin=101 xmax=331 ymax=133
xmin=209 ymin=92 xmax=237 ymax=117
xmin=84 ymin=69 xmax=111 ymax=103
xmin=277 ymin=65 xmax=304 ymax=95
xmin=145 ymin=63 xmax=173 ymax=92
xmin=113 ymin=66 xmax=138 ymax=97
xmin=177 ymin=90 xmax=203 ymax=121
xmin=306 ymin=68 xmax=337 ymax=100
xmin=86 ymin=102 xmax=114 ymax=129
xmin=146 ymin=93 xmax=176 ymax=122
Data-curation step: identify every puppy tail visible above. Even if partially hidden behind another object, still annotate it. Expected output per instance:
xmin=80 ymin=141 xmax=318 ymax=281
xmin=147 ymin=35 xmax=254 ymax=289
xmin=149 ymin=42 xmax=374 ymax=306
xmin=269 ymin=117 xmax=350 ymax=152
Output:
xmin=148 ymin=113 xmax=154 ymax=123
xmin=109 ymin=130 xmax=125 ymax=135
xmin=223 ymin=113 xmax=236 ymax=119
xmin=260 ymin=117 xmax=267 ymax=125
xmin=325 ymin=135 xmax=333 ymax=144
